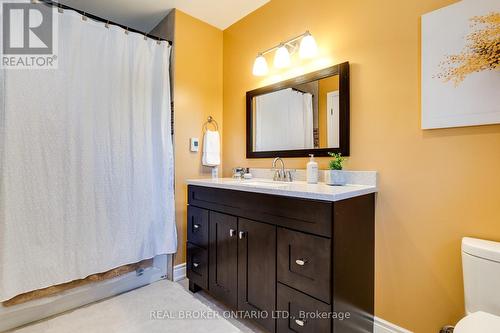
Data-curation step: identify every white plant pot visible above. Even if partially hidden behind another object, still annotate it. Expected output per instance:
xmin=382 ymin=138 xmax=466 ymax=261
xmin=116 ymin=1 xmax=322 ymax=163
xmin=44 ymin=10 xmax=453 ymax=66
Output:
xmin=325 ymin=170 xmax=346 ymax=186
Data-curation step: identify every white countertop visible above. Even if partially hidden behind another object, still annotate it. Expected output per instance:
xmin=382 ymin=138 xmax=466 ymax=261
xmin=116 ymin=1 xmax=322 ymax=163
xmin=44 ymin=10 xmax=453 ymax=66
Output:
xmin=185 ymin=177 xmax=377 ymax=202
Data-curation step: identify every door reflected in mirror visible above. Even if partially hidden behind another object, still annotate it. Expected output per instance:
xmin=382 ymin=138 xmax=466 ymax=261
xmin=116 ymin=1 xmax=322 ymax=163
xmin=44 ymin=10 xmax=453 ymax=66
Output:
xmin=247 ymin=62 xmax=349 ymax=158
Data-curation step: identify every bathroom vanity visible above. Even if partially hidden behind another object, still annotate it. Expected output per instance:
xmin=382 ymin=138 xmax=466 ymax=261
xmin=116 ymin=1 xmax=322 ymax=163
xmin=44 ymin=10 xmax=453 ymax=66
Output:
xmin=185 ymin=178 xmax=376 ymax=333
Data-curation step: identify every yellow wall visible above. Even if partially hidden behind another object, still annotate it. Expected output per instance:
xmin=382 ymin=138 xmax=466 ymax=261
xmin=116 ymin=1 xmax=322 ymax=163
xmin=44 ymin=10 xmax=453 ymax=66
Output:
xmin=174 ymin=10 xmax=223 ymax=265
xmin=222 ymin=0 xmax=500 ymax=332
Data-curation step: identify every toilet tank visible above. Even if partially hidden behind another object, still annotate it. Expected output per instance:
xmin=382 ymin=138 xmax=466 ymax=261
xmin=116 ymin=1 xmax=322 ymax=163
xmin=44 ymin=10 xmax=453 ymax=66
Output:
xmin=462 ymin=237 xmax=500 ymax=315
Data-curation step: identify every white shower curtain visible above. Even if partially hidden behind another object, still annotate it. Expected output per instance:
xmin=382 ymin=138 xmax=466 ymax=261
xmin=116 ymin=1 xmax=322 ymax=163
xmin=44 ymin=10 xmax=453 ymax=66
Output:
xmin=0 ymin=10 xmax=176 ymax=301
xmin=255 ymin=88 xmax=314 ymax=151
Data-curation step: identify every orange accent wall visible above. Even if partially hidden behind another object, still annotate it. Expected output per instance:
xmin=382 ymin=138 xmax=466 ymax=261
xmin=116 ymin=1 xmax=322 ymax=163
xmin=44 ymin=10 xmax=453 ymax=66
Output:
xmin=222 ymin=0 xmax=500 ymax=332
xmin=173 ymin=10 xmax=223 ymax=265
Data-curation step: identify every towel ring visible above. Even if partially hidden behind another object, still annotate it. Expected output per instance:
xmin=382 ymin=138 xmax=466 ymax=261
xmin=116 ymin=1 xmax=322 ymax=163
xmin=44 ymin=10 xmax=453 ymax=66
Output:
xmin=203 ymin=116 xmax=218 ymax=132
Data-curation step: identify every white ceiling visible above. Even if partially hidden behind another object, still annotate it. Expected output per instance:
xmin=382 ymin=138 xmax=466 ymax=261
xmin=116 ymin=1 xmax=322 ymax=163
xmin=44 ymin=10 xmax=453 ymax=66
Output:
xmin=59 ymin=0 xmax=270 ymax=32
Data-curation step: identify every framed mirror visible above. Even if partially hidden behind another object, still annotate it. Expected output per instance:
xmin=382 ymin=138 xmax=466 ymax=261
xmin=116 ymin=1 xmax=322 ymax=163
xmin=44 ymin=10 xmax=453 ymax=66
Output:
xmin=246 ymin=62 xmax=349 ymax=158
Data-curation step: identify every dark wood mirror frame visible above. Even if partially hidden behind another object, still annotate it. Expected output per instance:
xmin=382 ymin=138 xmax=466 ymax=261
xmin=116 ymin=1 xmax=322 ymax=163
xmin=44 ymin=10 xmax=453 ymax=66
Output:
xmin=246 ymin=61 xmax=350 ymax=158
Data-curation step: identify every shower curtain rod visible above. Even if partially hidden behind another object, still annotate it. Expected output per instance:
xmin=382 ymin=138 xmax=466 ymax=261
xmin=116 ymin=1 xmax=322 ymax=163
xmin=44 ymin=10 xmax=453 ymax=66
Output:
xmin=37 ymin=0 xmax=173 ymax=45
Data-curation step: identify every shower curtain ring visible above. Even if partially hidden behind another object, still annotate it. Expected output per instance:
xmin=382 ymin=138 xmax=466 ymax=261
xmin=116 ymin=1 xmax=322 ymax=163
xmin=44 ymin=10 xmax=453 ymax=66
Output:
xmin=144 ymin=34 xmax=148 ymax=41
xmin=125 ymin=27 xmax=129 ymax=35
xmin=82 ymin=12 xmax=87 ymax=21
xmin=105 ymin=21 xmax=110 ymax=29
xmin=157 ymin=37 xmax=161 ymax=45
xmin=57 ymin=4 xmax=63 ymax=14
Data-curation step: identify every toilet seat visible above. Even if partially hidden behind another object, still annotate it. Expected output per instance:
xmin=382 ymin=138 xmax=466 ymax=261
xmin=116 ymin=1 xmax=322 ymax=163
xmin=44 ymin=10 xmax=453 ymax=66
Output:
xmin=454 ymin=311 xmax=500 ymax=332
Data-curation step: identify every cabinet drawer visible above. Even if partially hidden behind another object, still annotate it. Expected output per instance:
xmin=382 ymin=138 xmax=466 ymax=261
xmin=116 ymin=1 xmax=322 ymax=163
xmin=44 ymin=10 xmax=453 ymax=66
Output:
xmin=277 ymin=228 xmax=331 ymax=303
xmin=187 ymin=206 xmax=209 ymax=248
xmin=277 ymin=283 xmax=331 ymax=333
xmin=187 ymin=243 xmax=208 ymax=290
xmin=188 ymin=185 xmax=332 ymax=237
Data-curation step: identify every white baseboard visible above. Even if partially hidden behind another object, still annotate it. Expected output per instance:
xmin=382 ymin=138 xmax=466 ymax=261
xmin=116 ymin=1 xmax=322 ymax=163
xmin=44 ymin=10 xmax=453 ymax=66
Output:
xmin=173 ymin=263 xmax=186 ymax=282
xmin=374 ymin=316 xmax=413 ymax=333
xmin=175 ymin=262 xmax=410 ymax=333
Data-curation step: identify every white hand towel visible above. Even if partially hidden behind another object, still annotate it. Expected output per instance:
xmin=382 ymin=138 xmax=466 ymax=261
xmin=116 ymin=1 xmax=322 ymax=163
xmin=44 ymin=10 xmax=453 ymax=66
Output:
xmin=202 ymin=130 xmax=221 ymax=166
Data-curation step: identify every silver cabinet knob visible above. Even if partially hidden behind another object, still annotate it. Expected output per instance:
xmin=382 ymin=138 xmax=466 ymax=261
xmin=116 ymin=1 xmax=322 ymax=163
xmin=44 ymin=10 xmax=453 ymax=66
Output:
xmin=229 ymin=229 xmax=236 ymax=237
xmin=294 ymin=319 xmax=305 ymax=326
xmin=295 ymin=259 xmax=307 ymax=266
xmin=239 ymin=231 xmax=246 ymax=239
xmin=193 ymin=224 xmax=200 ymax=230
xmin=192 ymin=263 xmax=199 ymax=268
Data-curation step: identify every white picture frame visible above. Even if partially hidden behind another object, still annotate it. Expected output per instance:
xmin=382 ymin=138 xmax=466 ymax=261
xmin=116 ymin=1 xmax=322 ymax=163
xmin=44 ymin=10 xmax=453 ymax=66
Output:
xmin=421 ymin=0 xmax=500 ymax=129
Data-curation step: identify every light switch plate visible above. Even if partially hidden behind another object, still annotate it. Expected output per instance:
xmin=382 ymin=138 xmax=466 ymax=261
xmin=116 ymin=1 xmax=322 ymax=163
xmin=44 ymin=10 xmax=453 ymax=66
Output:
xmin=190 ymin=137 xmax=199 ymax=152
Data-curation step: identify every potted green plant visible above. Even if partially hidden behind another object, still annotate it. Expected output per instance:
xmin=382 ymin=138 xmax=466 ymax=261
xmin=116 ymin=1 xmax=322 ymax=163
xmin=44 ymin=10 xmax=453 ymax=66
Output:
xmin=325 ymin=152 xmax=346 ymax=186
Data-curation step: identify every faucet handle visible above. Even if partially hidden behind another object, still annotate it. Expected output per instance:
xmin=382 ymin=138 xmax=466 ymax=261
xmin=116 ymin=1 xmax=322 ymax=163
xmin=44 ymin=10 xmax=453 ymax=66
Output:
xmin=233 ymin=167 xmax=245 ymax=179
xmin=273 ymin=169 xmax=283 ymax=181
xmin=285 ymin=170 xmax=294 ymax=182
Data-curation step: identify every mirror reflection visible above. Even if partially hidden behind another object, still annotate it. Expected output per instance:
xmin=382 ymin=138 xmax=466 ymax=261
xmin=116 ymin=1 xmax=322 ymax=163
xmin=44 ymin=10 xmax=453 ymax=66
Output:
xmin=252 ymin=74 xmax=340 ymax=152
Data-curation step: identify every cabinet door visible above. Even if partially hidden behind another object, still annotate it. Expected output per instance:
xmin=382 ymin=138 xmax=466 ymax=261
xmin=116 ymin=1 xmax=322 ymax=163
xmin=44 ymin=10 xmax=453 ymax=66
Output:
xmin=209 ymin=211 xmax=238 ymax=308
xmin=238 ymin=219 xmax=276 ymax=333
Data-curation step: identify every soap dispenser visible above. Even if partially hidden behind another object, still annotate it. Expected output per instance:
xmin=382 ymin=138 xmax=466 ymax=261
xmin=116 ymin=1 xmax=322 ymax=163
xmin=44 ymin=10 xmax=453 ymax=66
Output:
xmin=306 ymin=154 xmax=318 ymax=184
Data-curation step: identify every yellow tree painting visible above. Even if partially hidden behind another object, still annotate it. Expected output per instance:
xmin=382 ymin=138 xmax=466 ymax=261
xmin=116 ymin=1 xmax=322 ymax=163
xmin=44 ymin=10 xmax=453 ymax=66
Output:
xmin=421 ymin=0 xmax=500 ymax=129
xmin=437 ymin=12 xmax=500 ymax=85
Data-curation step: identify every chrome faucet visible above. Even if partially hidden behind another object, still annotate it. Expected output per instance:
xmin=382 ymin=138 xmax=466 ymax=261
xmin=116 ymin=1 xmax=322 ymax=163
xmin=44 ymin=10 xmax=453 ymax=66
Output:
xmin=272 ymin=157 xmax=293 ymax=182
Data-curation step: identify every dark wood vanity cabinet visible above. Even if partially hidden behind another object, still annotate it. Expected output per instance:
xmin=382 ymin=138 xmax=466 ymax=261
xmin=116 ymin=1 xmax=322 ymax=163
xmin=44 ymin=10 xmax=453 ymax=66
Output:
xmin=186 ymin=185 xmax=375 ymax=333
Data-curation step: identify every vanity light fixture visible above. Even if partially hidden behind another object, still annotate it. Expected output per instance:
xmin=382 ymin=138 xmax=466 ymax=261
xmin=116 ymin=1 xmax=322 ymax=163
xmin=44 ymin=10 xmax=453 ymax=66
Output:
xmin=252 ymin=53 xmax=269 ymax=76
xmin=299 ymin=31 xmax=318 ymax=59
xmin=252 ymin=30 xmax=318 ymax=76
xmin=274 ymin=44 xmax=291 ymax=68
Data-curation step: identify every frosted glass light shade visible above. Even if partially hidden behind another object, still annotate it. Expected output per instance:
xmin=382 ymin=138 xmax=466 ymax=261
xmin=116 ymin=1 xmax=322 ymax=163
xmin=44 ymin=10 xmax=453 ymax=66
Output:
xmin=252 ymin=55 xmax=268 ymax=76
xmin=274 ymin=45 xmax=291 ymax=68
xmin=299 ymin=34 xmax=318 ymax=58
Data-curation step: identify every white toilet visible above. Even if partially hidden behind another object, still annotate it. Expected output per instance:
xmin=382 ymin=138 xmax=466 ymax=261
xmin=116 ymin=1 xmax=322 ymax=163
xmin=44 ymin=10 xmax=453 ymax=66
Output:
xmin=454 ymin=237 xmax=500 ymax=332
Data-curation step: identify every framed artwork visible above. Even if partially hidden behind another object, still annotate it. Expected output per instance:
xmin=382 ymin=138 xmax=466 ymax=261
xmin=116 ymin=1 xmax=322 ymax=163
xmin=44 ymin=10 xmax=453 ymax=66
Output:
xmin=421 ymin=0 xmax=500 ymax=129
